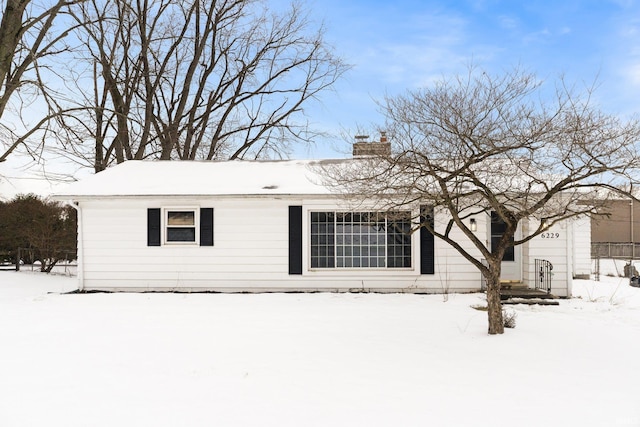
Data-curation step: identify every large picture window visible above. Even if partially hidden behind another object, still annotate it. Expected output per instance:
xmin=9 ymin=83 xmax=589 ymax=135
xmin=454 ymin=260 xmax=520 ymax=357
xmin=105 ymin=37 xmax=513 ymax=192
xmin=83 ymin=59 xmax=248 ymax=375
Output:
xmin=310 ymin=211 xmax=412 ymax=269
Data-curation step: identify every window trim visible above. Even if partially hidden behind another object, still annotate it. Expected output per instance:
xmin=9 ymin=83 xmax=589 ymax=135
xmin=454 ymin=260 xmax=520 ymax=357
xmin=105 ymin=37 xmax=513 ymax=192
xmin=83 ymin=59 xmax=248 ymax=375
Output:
xmin=163 ymin=207 xmax=200 ymax=245
xmin=309 ymin=210 xmax=413 ymax=271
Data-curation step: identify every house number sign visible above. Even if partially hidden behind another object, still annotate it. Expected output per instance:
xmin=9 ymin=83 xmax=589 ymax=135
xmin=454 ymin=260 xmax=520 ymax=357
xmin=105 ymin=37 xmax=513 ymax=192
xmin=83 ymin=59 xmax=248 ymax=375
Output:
xmin=540 ymin=232 xmax=560 ymax=239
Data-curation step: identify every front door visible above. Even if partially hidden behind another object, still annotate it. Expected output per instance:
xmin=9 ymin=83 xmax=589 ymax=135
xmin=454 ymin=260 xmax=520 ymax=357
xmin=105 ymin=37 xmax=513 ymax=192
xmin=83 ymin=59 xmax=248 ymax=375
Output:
xmin=490 ymin=212 xmax=522 ymax=282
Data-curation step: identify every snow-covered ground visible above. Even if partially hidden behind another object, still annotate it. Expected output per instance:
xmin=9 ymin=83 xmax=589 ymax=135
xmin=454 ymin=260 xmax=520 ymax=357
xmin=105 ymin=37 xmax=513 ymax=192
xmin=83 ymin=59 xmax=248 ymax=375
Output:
xmin=1 ymin=270 xmax=639 ymax=427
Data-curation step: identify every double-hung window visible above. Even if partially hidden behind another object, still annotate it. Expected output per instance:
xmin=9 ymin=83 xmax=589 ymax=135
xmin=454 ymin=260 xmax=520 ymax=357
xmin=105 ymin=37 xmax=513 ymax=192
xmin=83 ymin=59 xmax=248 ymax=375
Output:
xmin=165 ymin=209 xmax=197 ymax=244
xmin=310 ymin=211 xmax=412 ymax=269
xmin=147 ymin=207 xmax=213 ymax=247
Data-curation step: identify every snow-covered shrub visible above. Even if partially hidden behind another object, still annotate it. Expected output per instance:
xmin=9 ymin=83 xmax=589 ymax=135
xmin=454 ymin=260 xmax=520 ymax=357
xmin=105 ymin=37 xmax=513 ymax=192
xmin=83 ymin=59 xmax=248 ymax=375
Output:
xmin=502 ymin=309 xmax=517 ymax=329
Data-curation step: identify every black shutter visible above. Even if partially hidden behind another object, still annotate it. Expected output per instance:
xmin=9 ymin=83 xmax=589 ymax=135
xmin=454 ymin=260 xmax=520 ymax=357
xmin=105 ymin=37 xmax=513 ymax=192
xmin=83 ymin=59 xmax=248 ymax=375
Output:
xmin=288 ymin=206 xmax=303 ymax=275
xmin=420 ymin=205 xmax=435 ymax=274
xmin=147 ymin=208 xmax=161 ymax=246
xmin=200 ymin=208 xmax=214 ymax=246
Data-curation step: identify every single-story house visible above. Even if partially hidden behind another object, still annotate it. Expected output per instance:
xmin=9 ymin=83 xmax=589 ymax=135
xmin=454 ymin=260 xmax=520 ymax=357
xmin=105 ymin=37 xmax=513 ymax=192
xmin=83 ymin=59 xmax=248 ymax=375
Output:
xmin=52 ymin=153 xmax=590 ymax=296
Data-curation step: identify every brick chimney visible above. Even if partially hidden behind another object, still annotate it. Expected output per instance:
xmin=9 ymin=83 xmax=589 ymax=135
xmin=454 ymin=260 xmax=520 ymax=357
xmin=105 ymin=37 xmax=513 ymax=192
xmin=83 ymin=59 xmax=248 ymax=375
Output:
xmin=352 ymin=132 xmax=391 ymax=157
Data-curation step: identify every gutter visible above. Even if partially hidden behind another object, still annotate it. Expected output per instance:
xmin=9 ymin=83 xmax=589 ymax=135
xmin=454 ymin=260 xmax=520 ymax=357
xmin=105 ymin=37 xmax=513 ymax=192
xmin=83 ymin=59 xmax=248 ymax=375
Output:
xmin=53 ymin=192 xmax=335 ymax=200
xmin=566 ymin=220 xmax=573 ymax=298
xmin=65 ymin=200 xmax=84 ymax=292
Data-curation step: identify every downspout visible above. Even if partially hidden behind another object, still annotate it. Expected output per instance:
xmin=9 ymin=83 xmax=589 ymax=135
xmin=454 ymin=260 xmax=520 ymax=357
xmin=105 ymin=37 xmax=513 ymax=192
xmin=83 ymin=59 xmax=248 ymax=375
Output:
xmin=566 ymin=220 xmax=573 ymax=298
xmin=66 ymin=200 xmax=84 ymax=292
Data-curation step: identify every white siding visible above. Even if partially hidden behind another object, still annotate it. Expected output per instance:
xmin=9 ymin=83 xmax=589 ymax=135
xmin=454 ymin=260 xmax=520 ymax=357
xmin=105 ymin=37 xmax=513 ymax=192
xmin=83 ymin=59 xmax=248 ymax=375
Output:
xmin=525 ymin=220 xmax=571 ymax=297
xmin=77 ymin=198 xmax=484 ymax=292
xmin=76 ymin=197 xmax=578 ymax=296
xmin=522 ymin=219 xmax=531 ymax=286
xmin=572 ymin=216 xmax=592 ymax=278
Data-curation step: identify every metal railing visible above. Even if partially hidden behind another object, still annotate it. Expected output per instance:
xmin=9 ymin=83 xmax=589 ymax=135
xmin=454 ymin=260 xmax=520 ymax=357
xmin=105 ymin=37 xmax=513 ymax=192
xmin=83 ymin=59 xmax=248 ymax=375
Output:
xmin=535 ymin=259 xmax=553 ymax=293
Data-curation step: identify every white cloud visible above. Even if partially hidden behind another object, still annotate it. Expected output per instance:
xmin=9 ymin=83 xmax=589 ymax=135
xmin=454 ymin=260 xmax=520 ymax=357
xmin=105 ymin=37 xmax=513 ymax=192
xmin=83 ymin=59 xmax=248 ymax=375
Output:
xmin=339 ymin=10 xmax=473 ymax=87
xmin=498 ymin=15 xmax=518 ymax=30
xmin=623 ymin=62 xmax=640 ymax=86
xmin=522 ymin=28 xmax=552 ymax=44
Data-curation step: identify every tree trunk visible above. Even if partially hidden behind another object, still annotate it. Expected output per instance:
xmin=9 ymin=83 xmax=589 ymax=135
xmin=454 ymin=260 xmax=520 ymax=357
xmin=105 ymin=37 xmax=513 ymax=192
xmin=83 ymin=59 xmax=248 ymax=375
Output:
xmin=0 ymin=0 xmax=29 ymax=117
xmin=43 ymin=259 xmax=57 ymax=273
xmin=485 ymin=268 xmax=504 ymax=335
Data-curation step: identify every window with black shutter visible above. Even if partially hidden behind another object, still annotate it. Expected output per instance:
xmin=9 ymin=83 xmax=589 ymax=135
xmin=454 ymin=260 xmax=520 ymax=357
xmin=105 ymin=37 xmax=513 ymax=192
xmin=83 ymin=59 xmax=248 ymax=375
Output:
xmin=200 ymin=208 xmax=214 ymax=246
xmin=148 ymin=207 xmax=214 ymax=246
xmin=289 ymin=206 xmax=303 ymax=275
xmin=420 ymin=205 xmax=435 ymax=275
xmin=147 ymin=208 xmax=161 ymax=246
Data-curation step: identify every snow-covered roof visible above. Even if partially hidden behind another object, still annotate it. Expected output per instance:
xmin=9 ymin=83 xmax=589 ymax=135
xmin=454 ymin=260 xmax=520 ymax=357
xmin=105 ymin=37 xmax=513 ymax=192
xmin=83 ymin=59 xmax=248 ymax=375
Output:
xmin=52 ymin=160 xmax=341 ymax=198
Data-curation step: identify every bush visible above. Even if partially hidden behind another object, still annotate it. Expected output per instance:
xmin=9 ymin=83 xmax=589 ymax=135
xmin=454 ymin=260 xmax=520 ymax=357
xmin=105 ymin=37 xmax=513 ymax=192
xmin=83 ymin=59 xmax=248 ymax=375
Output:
xmin=502 ymin=309 xmax=517 ymax=329
xmin=0 ymin=194 xmax=77 ymax=272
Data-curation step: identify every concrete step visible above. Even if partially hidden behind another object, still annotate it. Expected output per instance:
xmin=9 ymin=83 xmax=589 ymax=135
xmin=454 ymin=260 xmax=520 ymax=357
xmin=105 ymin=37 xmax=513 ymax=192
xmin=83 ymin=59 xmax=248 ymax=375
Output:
xmin=502 ymin=298 xmax=560 ymax=306
xmin=500 ymin=288 xmax=556 ymax=300
xmin=500 ymin=281 xmax=528 ymax=290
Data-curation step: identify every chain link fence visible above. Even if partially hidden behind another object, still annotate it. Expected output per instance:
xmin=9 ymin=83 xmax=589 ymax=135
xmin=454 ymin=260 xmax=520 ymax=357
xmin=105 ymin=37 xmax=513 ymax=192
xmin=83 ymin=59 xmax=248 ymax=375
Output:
xmin=1 ymin=248 xmax=78 ymax=274
xmin=591 ymin=243 xmax=640 ymax=259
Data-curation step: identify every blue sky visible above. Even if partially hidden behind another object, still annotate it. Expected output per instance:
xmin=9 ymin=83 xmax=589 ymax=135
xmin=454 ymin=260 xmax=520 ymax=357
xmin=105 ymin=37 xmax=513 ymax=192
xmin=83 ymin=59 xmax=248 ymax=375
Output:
xmin=2 ymin=0 xmax=639 ymax=188
xmin=298 ymin=0 xmax=640 ymax=158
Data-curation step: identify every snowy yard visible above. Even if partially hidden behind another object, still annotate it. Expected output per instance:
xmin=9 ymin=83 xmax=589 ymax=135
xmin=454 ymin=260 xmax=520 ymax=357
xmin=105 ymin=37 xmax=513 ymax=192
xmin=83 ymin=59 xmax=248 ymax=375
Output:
xmin=1 ymin=271 xmax=639 ymax=427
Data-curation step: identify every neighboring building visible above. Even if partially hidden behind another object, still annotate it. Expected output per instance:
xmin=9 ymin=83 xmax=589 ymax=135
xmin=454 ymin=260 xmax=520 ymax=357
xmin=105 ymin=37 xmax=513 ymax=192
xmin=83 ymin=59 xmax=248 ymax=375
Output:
xmin=590 ymin=198 xmax=640 ymax=262
xmin=591 ymin=199 xmax=640 ymax=243
xmin=52 ymin=151 xmax=588 ymax=297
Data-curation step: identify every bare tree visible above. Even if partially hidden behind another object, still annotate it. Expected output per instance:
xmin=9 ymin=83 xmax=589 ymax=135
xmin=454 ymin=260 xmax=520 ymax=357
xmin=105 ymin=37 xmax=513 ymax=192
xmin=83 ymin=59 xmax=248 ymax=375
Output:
xmin=50 ymin=0 xmax=144 ymax=172
xmin=0 ymin=0 xmax=84 ymax=163
xmin=325 ymin=67 xmax=640 ymax=334
xmin=55 ymin=0 xmax=347 ymax=170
